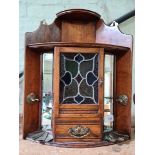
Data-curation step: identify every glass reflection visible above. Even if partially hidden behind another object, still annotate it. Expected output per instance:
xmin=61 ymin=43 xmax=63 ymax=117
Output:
xmin=104 ymin=54 xmax=114 ymax=132
xmin=41 ymin=53 xmax=53 ymax=130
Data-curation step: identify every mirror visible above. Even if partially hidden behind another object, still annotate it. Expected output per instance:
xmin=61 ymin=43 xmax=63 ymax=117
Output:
xmin=104 ymin=54 xmax=114 ymax=132
xmin=41 ymin=53 xmax=53 ymax=131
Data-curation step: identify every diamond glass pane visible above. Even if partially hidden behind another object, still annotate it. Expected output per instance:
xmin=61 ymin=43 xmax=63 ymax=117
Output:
xmin=60 ymin=53 xmax=99 ymax=104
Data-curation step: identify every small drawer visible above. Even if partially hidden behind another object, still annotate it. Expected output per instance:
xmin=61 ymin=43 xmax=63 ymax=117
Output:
xmin=55 ymin=124 xmax=102 ymax=139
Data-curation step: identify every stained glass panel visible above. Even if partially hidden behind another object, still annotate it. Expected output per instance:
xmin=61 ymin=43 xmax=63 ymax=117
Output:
xmin=60 ymin=53 xmax=99 ymax=104
xmin=64 ymin=79 xmax=78 ymax=98
xmin=80 ymin=59 xmax=93 ymax=78
xmin=79 ymin=79 xmax=93 ymax=97
xmin=65 ymin=59 xmax=78 ymax=77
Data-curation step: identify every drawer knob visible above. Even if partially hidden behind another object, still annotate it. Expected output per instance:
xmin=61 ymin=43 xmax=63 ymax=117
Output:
xmin=68 ymin=125 xmax=90 ymax=138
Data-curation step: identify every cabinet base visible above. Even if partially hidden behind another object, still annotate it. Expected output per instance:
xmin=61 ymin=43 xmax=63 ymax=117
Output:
xmin=25 ymin=130 xmax=130 ymax=148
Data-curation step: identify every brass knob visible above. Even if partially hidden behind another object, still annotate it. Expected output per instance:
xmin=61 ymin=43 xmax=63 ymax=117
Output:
xmin=26 ymin=93 xmax=39 ymax=104
xmin=116 ymin=95 xmax=128 ymax=106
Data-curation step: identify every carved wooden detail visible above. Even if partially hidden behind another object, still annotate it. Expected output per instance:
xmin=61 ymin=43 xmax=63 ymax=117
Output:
xmin=25 ymin=9 xmax=132 ymax=51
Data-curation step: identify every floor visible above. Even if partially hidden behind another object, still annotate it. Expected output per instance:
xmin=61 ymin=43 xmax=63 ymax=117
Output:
xmin=19 ymin=116 xmax=135 ymax=155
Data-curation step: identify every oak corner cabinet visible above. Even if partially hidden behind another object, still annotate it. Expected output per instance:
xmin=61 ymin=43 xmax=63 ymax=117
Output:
xmin=23 ymin=9 xmax=132 ymax=148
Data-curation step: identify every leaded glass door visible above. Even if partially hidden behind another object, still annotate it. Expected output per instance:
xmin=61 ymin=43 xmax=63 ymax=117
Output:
xmin=53 ymin=47 xmax=104 ymax=142
xmin=60 ymin=52 xmax=99 ymax=104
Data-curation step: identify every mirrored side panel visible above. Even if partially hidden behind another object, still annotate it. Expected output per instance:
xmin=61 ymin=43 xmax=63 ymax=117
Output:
xmin=41 ymin=53 xmax=53 ymax=130
xmin=104 ymin=54 xmax=114 ymax=132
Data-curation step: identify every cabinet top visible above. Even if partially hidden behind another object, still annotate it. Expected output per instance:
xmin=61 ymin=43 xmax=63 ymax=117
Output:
xmin=56 ymin=9 xmax=101 ymax=21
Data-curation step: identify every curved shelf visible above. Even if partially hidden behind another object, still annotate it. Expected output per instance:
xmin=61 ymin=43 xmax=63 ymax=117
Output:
xmin=27 ymin=42 xmax=130 ymax=52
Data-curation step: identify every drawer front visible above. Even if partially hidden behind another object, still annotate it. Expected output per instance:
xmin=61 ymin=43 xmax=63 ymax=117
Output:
xmin=55 ymin=124 xmax=102 ymax=140
xmin=55 ymin=117 xmax=101 ymax=125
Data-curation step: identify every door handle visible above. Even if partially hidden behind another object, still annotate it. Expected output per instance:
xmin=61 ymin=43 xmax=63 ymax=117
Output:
xmin=26 ymin=93 xmax=39 ymax=104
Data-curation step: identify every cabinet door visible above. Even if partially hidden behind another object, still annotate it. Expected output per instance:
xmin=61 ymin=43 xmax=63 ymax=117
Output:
xmin=53 ymin=47 xmax=104 ymax=115
xmin=53 ymin=47 xmax=104 ymax=142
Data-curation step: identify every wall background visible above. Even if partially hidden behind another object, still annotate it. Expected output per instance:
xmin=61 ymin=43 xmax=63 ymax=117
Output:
xmin=19 ymin=0 xmax=135 ymax=126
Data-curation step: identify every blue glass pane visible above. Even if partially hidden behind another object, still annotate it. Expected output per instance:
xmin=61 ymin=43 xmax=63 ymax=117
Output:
xmin=61 ymin=72 xmax=71 ymax=85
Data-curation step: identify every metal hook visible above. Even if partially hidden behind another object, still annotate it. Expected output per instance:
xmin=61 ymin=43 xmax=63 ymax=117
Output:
xmin=116 ymin=95 xmax=128 ymax=106
xmin=26 ymin=93 xmax=39 ymax=104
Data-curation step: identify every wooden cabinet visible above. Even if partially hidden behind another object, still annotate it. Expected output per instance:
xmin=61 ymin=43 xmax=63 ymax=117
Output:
xmin=23 ymin=9 xmax=132 ymax=147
